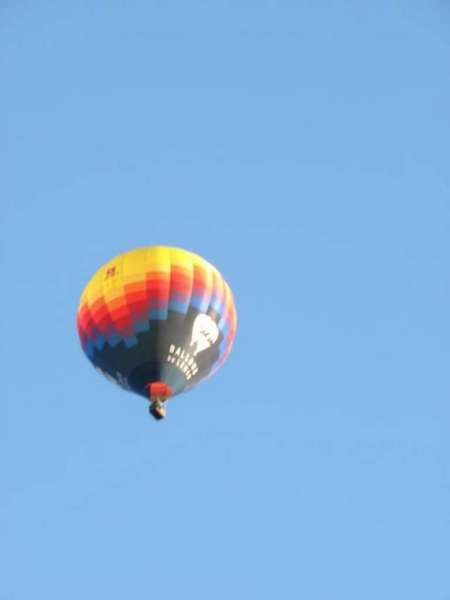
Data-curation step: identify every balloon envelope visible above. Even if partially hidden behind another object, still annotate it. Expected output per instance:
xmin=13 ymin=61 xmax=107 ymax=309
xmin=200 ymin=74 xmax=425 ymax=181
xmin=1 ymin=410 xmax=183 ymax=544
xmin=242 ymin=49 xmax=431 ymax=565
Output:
xmin=77 ymin=246 xmax=237 ymax=406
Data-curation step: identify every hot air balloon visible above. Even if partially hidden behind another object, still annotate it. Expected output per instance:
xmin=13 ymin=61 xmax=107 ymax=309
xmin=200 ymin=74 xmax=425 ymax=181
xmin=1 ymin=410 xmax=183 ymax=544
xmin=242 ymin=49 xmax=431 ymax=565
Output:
xmin=77 ymin=246 xmax=237 ymax=419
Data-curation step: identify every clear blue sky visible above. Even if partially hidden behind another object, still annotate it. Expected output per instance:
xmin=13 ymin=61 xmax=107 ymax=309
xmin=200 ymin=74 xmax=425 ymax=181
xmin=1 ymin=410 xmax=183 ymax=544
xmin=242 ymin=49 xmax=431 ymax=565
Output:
xmin=1 ymin=2 xmax=450 ymax=598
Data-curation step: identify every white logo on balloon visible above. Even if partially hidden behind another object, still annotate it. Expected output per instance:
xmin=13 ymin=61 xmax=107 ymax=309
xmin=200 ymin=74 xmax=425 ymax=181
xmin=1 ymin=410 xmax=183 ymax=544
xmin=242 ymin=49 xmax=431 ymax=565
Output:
xmin=190 ymin=314 xmax=219 ymax=356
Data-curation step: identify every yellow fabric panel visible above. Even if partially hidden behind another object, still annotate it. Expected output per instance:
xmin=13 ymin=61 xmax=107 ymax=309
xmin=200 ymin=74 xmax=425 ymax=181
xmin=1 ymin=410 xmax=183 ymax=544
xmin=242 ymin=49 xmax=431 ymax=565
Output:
xmin=169 ymin=247 xmax=193 ymax=273
xmin=79 ymin=246 xmax=222 ymax=309
xmin=145 ymin=246 xmax=172 ymax=274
